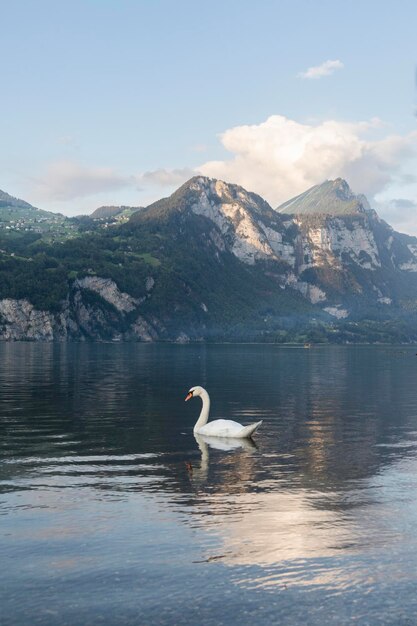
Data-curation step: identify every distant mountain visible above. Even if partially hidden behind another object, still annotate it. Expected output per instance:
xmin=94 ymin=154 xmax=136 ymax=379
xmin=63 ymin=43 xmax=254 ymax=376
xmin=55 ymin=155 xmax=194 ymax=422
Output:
xmin=129 ymin=176 xmax=417 ymax=337
xmin=277 ymin=178 xmax=369 ymax=215
xmin=0 ymin=187 xmax=65 ymax=220
xmin=0 ymin=187 xmax=76 ymax=243
xmin=0 ymin=189 xmax=37 ymax=210
xmin=132 ymin=176 xmax=280 ymax=264
xmin=0 ymin=176 xmax=417 ymax=343
xmin=90 ymin=205 xmax=143 ymax=220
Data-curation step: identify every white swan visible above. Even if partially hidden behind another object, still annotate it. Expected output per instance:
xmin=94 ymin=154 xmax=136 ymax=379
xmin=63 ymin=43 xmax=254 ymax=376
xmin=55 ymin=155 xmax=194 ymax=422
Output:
xmin=185 ymin=386 xmax=262 ymax=438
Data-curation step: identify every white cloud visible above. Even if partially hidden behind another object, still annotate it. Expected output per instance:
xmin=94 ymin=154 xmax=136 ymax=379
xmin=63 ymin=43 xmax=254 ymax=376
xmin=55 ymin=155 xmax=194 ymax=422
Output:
xmin=28 ymin=162 xmax=198 ymax=211
xmin=32 ymin=161 xmax=134 ymax=201
xmin=139 ymin=168 xmax=196 ymax=187
xmin=199 ymin=114 xmax=417 ymax=207
xmin=298 ymin=59 xmax=344 ymax=80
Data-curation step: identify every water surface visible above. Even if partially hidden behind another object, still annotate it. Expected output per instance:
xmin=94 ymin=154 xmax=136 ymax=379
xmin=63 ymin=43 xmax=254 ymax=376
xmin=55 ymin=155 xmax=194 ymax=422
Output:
xmin=1 ymin=343 xmax=417 ymax=625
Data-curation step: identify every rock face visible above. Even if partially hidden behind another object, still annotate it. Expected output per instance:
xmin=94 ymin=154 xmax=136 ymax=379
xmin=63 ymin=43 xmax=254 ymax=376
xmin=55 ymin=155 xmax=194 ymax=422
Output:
xmin=0 ymin=278 xmax=159 ymax=342
xmin=0 ymin=299 xmax=55 ymax=340
xmin=295 ymin=216 xmax=381 ymax=271
xmin=74 ymin=277 xmax=141 ymax=312
xmin=189 ymin=178 xmax=278 ymax=264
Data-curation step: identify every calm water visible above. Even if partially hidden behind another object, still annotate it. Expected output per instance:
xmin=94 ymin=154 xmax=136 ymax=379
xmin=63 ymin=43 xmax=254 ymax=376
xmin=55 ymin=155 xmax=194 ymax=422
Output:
xmin=2 ymin=344 xmax=417 ymax=625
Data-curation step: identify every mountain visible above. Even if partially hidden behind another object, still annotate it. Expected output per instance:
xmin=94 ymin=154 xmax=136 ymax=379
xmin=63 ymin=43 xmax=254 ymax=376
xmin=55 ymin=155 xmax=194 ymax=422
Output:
xmin=132 ymin=176 xmax=417 ymax=324
xmin=277 ymin=178 xmax=369 ymax=215
xmin=132 ymin=176 xmax=284 ymax=264
xmin=90 ymin=205 xmax=143 ymax=220
xmin=0 ymin=176 xmax=417 ymax=343
xmin=274 ymin=180 xmax=417 ymax=317
xmin=0 ymin=188 xmax=77 ymax=243
xmin=0 ymin=189 xmax=35 ymax=210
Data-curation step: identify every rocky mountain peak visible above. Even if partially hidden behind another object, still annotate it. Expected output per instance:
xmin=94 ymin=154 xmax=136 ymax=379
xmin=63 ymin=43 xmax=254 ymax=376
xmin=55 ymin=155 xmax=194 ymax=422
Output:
xmin=136 ymin=176 xmax=273 ymax=224
xmin=277 ymin=178 xmax=371 ymax=216
xmin=181 ymin=176 xmax=271 ymax=212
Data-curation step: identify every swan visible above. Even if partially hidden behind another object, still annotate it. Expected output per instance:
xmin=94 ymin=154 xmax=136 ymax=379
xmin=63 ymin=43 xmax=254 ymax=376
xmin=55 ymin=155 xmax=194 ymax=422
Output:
xmin=185 ymin=386 xmax=262 ymax=438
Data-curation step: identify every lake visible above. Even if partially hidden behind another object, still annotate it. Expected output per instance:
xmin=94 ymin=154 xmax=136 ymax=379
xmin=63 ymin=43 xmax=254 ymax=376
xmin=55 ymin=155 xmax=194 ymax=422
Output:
xmin=1 ymin=343 xmax=417 ymax=625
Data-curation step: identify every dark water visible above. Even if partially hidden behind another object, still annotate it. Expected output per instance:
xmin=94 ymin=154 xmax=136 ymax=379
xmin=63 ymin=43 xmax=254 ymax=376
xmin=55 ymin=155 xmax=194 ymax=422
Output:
xmin=1 ymin=344 xmax=417 ymax=625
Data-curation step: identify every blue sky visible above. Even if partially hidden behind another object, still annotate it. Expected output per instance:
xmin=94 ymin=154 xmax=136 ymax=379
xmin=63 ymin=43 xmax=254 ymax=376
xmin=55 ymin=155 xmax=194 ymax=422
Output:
xmin=1 ymin=0 xmax=417 ymax=231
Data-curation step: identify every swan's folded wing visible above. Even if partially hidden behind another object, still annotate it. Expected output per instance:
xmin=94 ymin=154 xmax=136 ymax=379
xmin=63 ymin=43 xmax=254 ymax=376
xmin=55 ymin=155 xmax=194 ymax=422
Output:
xmin=198 ymin=419 xmax=245 ymax=438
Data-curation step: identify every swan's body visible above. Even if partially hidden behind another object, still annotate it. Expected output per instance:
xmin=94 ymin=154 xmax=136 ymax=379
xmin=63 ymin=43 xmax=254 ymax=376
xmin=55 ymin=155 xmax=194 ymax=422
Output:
xmin=185 ymin=386 xmax=262 ymax=438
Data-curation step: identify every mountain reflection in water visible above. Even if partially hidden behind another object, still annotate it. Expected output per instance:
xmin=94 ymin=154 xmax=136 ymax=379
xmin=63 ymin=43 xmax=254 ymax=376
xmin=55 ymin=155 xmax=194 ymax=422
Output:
xmin=1 ymin=343 xmax=417 ymax=625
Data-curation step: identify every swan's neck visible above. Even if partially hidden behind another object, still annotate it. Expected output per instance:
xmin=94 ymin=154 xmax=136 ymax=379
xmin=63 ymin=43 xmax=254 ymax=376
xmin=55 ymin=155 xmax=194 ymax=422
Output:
xmin=193 ymin=389 xmax=210 ymax=432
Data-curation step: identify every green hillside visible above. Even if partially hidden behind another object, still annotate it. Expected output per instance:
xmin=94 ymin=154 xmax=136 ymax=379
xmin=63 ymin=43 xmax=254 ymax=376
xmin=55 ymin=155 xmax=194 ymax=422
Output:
xmin=0 ymin=189 xmax=78 ymax=244
xmin=277 ymin=178 xmax=367 ymax=215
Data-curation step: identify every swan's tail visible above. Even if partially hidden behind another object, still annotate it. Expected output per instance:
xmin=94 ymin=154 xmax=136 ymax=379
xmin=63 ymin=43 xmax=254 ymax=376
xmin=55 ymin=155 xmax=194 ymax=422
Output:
xmin=239 ymin=420 xmax=262 ymax=438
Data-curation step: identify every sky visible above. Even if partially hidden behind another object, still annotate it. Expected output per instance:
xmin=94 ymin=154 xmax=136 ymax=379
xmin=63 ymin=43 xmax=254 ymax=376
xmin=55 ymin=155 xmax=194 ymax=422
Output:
xmin=1 ymin=0 xmax=417 ymax=233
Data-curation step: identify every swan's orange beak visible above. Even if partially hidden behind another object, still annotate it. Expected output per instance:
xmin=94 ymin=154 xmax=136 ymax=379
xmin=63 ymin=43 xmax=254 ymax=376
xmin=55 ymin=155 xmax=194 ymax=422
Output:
xmin=185 ymin=392 xmax=193 ymax=402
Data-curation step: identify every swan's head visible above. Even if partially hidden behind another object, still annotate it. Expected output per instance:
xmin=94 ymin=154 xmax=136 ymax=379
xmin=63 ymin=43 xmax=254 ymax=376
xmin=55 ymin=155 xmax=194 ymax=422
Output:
xmin=185 ymin=385 xmax=205 ymax=401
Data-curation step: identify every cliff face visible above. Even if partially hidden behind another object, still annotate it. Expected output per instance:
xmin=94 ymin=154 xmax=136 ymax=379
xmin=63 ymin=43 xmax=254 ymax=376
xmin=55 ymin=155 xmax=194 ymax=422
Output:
xmin=0 ymin=299 xmax=57 ymax=341
xmin=0 ymin=277 xmax=159 ymax=342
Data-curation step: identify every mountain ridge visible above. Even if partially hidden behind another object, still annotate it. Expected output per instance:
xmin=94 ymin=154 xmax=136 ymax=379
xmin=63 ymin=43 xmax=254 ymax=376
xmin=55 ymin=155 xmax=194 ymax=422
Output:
xmin=90 ymin=205 xmax=143 ymax=220
xmin=0 ymin=176 xmax=416 ymax=343
xmin=0 ymin=189 xmax=37 ymax=210
xmin=277 ymin=178 xmax=369 ymax=216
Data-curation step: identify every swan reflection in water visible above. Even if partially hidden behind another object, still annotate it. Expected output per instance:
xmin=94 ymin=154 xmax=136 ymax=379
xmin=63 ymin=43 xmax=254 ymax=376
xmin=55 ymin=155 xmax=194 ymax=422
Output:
xmin=196 ymin=433 xmax=258 ymax=453
xmin=187 ymin=432 xmax=258 ymax=486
